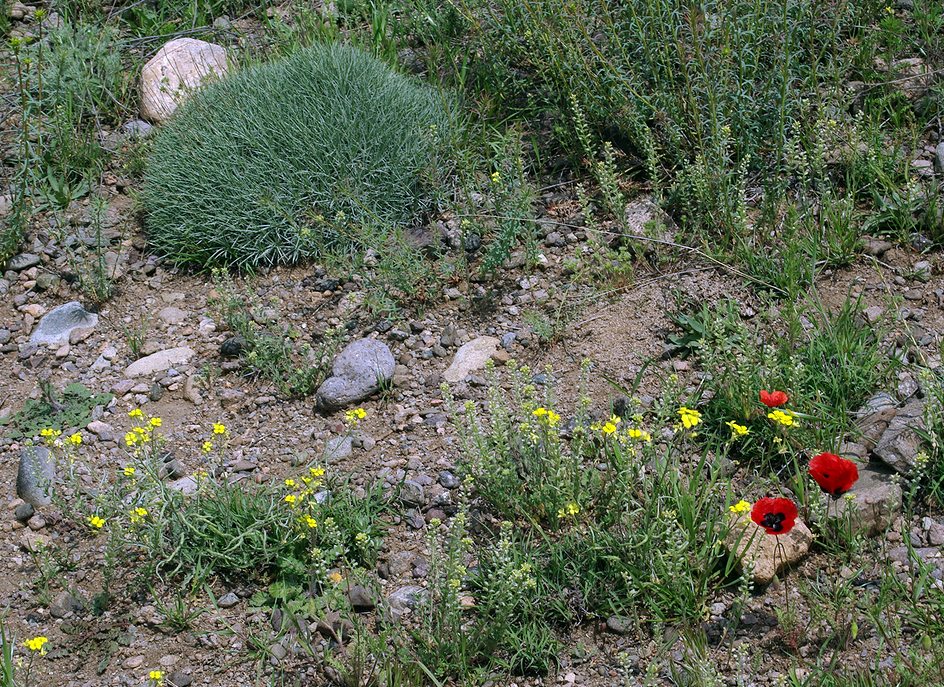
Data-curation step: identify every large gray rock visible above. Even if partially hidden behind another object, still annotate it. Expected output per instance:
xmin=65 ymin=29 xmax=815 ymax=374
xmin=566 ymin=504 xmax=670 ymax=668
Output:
xmin=125 ymin=346 xmax=195 ymax=377
xmin=140 ymin=38 xmax=228 ymax=123
xmin=29 ymin=301 xmax=98 ymax=346
xmin=855 ymin=392 xmax=899 ymax=448
xmin=830 ymin=464 xmax=902 ymax=536
xmin=873 ymin=399 xmax=925 ymax=474
xmin=442 ymin=336 xmax=499 ymax=383
xmin=726 ymin=513 xmax=813 ymax=585
xmin=17 ymin=445 xmax=56 ymax=507
xmin=6 ymin=252 xmax=39 ymax=272
xmin=316 ymin=338 xmax=395 ymax=411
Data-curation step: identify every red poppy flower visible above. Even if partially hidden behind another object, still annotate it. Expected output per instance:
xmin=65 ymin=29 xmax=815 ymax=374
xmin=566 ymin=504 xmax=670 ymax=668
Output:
xmin=750 ymin=497 xmax=798 ymax=535
xmin=809 ymin=452 xmax=859 ymax=498
xmin=760 ymin=390 xmax=789 ymax=407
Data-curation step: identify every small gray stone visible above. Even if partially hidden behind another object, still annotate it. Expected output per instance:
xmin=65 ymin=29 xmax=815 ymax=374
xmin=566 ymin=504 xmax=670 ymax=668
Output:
xmin=605 ymin=615 xmax=633 ymax=635
xmin=121 ymin=119 xmax=154 ymax=139
xmin=873 ymin=399 xmax=925 ymax=474
xmin=29 ymin=301 xmax=98 ymax=347
xmin=323 ymin=436 xmax=353 ymax=463
xmin=167 ymin=671 xmax=193 ymax=687
xmin=168 ymin=476 xmax=199 ymax=495
xmin=438 ymin=470 xmax=460 ymax=490
xmin=217 ymin=592 xmax=239 ymax=608
xmin=17 ymin=445 xmax=55 ymax=507
xmin=6 ymin=252 xmax=40 ymax=272
xmin=14 ymin=502 xmax=35 ymax=522
xmin=49 ymin=590 xmax=83 ymax=619
xmin=347 ymin=585 xmax=375 ymax=611
xmin=385 ymin=586 xmax=428 ymax=622
xmin=316 ymin=338 xmax=395 ymax=411
xmin=399 ymin=480 xmax=426 ymax=508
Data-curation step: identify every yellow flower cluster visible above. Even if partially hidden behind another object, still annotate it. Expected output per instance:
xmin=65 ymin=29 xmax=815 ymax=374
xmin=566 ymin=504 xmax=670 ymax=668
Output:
xmin=88 ymin=515 xmax=105 ymax=530
xmin=149 ymin=670 xmax=164 ymax=685
xmin=25 ymin=636 xmax=48 ymax=654
xmin=213 ymin=423 xmax=227 ymax=435
xmin=122 ymin=466 xmax=136 ymax=477
xmin=557 ymin=501 xmax=580 ymax=519
xmin=130 ymin=507 xmax=149 ymax=524
xmin=532 ymin=407 xmax=561 ymax=427
xmin=40 ymin=428 xmax=62 ymax=447
xmin=726 ymin=420 xmax=749 ymax=438
xmin=677 ymin=407 xmax=702 ymax=429
xmin=591 ymin=415 xmax=621 ymax=435
xmin=67 ymin=433 xmax=83 ymax=446
xmin=729 ymin=499 xmax=751 ymax=514
xmin=344 ymin=407 xmax=367 ymax=424
xmin=767 ymin=409 xmax=796 ymax=427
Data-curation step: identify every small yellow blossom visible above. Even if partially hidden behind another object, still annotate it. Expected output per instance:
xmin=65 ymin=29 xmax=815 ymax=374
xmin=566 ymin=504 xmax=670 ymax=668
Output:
xmin=726 ymin=421 xmax=749 ymax=437
xmin=284 ymin=494 xmax=297 ymax=505
xmin=678 ymin=407 xmax=702 ymax=429
xmin=25 ymin=636 xmax=49 ymax=654
xmin=149 ymin=417 xmax=162 ymax=428
xmin=767 ymin=410 xmax=796 ymax=427
xmin=285 ymin=479 xmax=296 ymax=488
xmin=355 ymin=532 xmax=368 ymax=543
xmin=627 ymin=428 xmax=652 ymax=442
xmin=202 ymin=441 xmax=213 ymax=453
xmin=328 ymin=571 xmax=343 ymax=584
xmin=67 ymin=433 xmax=83 ymax=446
xmin=557 ymin=501 xmax=580 ymax=519
xmin=490 ymin=170 xmax=501 ymax=184
xmin=310 ymin=467 xmax=325 ymax=478
xmin=600 ymin=415 xmax=621 ymax=435
xmin=344 ymin=407 xmax=367 ymax=423
xmin=125 ymin=432 xmax=139 ymax=447
xmin=729 ymin=500 xmax=751 ymax=514
xmin=149 ymin=670 xmax=165 ymax=685
xmin=88 ymin=515 xmax=105 ymax=529
xmin=122 ymin=466 xmax=136 ymax=477
xmin=212 ymin=423 xmax=227 ymax=435
xmin=304 ymin=516 xmax=318 ymax=529
xmin=129 ymin=409 xmax=144 ymax=419
xmin=130 ymin=507 xmax=149 ymax=524
xmin=532 ymin=407 xmax=561 ymax=427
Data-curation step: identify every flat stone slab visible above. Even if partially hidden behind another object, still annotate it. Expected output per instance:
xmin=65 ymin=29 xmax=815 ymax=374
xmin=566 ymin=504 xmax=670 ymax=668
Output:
xmin=442 ymin=336 xmax=499 ymax=383
xmin=29 ymin=301 xmax=98 ymax=347
xmin=125 ymin=346 xmax=195 ymax=377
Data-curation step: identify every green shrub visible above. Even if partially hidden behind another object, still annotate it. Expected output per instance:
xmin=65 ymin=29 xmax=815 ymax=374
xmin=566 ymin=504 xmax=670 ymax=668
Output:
xmin=143 ymin=42 xmax=454 ymax=270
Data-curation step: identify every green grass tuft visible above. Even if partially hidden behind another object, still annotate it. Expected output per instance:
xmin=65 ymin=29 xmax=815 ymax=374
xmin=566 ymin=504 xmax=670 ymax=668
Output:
xmin=142 ymin=42 xmax=454 ymax=270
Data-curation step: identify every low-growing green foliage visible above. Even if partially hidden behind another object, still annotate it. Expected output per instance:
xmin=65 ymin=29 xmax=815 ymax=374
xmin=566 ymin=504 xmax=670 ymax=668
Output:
xmin=446 ymin=361 xmax=738 ymax=626
xmin=1 ymin=382 xmax=112 ymax=439
xmin=211 ymin=270 xmax=342 ymax=397
xmin=143 ymin=42 xmax=455 ymax=270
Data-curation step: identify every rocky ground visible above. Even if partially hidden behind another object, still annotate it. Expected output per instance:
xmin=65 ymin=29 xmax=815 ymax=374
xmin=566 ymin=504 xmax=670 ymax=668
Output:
xmin=2 ymin=173 xmax=944 ymax=685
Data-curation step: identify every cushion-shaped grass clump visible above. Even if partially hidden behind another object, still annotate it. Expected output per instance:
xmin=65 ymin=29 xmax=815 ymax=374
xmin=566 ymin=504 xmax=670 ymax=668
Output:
xmin=142 ymin=42 xmax=453 ymax=270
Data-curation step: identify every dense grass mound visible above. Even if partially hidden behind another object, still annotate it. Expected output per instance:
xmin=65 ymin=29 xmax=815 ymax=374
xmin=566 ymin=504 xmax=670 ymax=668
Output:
xmin=142 ymin=42 xmax=452 ymax=270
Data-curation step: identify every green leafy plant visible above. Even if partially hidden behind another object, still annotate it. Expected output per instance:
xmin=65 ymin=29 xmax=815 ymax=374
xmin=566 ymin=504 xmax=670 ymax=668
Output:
xmin=143 ymin=42 xmax=455 ymax=270
xmin=1 ymin=382 xmax=112 ymax=439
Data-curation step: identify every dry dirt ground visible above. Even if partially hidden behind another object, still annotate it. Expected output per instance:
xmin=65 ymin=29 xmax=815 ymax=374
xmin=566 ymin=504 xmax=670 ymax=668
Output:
xmin=0 ymin=184 xmax=942 ymax=685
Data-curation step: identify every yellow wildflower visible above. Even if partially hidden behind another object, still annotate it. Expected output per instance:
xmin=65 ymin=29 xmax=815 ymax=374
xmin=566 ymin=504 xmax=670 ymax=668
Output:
xmin=355 ymin=532 xmax=368 ymax=543
xmin=202 ymin=441 xmax=213 ymax=453
xmin=600 ymin=415 xmax=621 ymax=435
xmin=344 ymin=407 xmax=367 ymax=423
xmin=88 ymin=515 xmax=105 ymax=529
xmin=328 ymin=572 xmax=343 ymax=584
xmin=532 ymin=407 xmax=561 ymax=427
xmin=767 ymin=410 xmax=796 ymax=427
xmin=285 ymin=479 xmax=296 ymax=488
xmin=68 ymin=433 xmax=83 ymax=446
xmin=678 ymin=407 xmax=702 ymax=429
xmin=304 ymin=516 xmax=318 ymax=529
xmin=628 ymin=428 xmax=652 ymax=442
xmin=130 ymin=507 xmax=149 ymax=524
xmin=149 ymin=671 xmax=164 ymax=685
xmin=25 ymin=636 xmax=48 ymax=654
xmin=729 ymin=500 xmax=751 ymax=514
xmin=149 ymin=417 xmax=162 ymax=428
xmin=125 ymin=432 xmax=138 ymax=447
xmin=122 ymin=466 xmax=136 ymax=477
xmin=726 ymin=421 xmax=749 ymax=437
xmin=490 ymin=170 xmax=501 ymax=184
xmin=284 ymin=494 xmax=297 ymax=505
xmin=557 ymin=502 xmax=580 ymax=519
xmin=212 ymin=423 xmax=226 ymax=435
xmin=310 ymin=467 xmax=325 ymax=478
xmin=129 ymin=409 xmax=143 ymax=419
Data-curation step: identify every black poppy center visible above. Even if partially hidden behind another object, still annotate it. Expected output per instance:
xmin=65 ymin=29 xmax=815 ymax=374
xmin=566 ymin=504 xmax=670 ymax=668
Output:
xmin=762 ymin=512 xmax=786 ymax=532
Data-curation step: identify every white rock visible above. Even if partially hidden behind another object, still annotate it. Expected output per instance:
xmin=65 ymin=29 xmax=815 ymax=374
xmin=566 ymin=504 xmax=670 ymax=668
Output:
xmin=442 ymin=336 xmax=499 ymax=383
xmin=726 ymin=513 xmax=813 ymax=585
xmin=125 ymin=346 xmax=195 ymax=377
xmin=139 ymin=38 xmax=228 ymax=123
